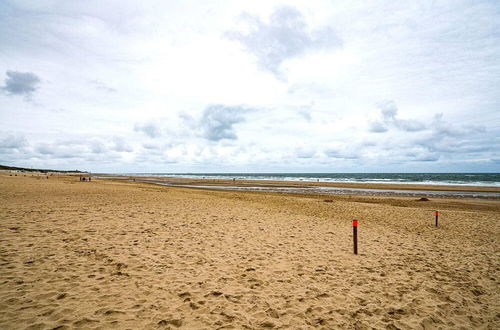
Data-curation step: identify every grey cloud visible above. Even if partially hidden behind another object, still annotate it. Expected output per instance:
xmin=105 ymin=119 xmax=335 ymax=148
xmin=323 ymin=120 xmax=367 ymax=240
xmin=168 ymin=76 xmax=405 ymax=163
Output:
xmin=1 ymin=70 xmax=41 ymax=99
xmin=324 ymin=147 xmax=360 ymax=160
xmin=33 ymin=137 xmax=133 ymax=159
xmin=296 ymin=104 xmax=313 ymax=121
xmin=399 ymin=113 xmax=497 ymax=161
xmin=112 ymin=137 xmax=133 ymax=152
xmin=89 ymin=140 xmax=107 ymax=154
xmin=417 ymin=135 xmax=495 ymax=155
xmin=56 ymin=153 xmax=80 ymax=159
xmin=380 ymin=100 xmax=398 ymax=120
xmin=89 ymin=80 xmax=116 ymax=93
xmin=295 ymin=147 xmax=316 ymax=159
xmin=226 ymin=6 xmax=341 ymax=78
xmin=199 ymin=104 xmax=247 ymax=141
xmin=134 ymin=122 xmax=161 ymax=138
xmin=369 ymin=100 xmax=426 ymax=133
xmin=142 ymin=142 xmax=161 ymax=150
xmin=34 ymin=142 xmax=84 ymax=159
xmin=405 ymin=152 xmax=440 ymax=162
xmin=369 ymin=121 xmax=388 ymax=133
xmin=50 ymin=108 xmax=67 ymax=113
xmin=178 ymin=112 xmax=197 ymax=131
xmin=397 ymin=119 xmax=426 ymax=132
xmin=0 ymin=134 xmax=28 ymax=150
xmin=430 ymin=113 xmax=486 ymax=138
xmin=33 ymin=138 xmax=125 ymax=163
xmin=360 ymin=140 xmax=377 ymax=147
xmin=298 ymin=109 xmax=311 ymax=121
xmin=2 ymin=135 xmax=140 ymax=167
xmin=35 ymin=143 xmax=55 ymax=155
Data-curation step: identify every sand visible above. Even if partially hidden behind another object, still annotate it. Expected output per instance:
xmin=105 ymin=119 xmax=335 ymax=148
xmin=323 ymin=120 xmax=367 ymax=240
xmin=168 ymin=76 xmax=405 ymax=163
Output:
xmin=0 ymin=173 xmax=499 ymax=329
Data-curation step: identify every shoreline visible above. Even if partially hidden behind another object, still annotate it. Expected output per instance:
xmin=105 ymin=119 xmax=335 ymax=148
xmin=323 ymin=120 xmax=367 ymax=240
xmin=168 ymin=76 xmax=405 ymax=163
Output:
xmin=118 ymin=173 xmax=500 ymax=188
xmin=95 ymin=174 xmax=500 ymax=198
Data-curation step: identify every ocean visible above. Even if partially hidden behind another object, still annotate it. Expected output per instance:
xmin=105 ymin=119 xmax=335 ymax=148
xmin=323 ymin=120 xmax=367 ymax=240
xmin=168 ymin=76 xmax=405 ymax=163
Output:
xmin=124 ymin=173 xmax=500 ymax=187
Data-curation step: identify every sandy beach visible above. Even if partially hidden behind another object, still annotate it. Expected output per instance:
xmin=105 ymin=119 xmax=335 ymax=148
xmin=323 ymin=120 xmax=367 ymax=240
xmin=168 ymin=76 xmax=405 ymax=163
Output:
xmin=0 ymin=173 xmax=499 ymax=329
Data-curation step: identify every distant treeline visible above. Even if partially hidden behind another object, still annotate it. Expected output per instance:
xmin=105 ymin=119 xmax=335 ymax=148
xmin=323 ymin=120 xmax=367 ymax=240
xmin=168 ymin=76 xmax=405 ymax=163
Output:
xmin=0 ymin=164 xmax=84 ymax=173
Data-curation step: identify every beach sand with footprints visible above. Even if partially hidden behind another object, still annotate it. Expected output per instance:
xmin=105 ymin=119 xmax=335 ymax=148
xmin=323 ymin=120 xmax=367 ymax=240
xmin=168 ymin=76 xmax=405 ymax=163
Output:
xmin=0 ymin=173 xmax=499 ymax=329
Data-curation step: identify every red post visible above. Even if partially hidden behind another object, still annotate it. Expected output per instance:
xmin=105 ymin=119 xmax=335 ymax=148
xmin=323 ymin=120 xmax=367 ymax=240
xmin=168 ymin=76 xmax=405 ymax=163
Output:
xmin=352 ymin=219 xmax=358 ymax=255
xmin=435 ymin=211 xmax=439 ymax=227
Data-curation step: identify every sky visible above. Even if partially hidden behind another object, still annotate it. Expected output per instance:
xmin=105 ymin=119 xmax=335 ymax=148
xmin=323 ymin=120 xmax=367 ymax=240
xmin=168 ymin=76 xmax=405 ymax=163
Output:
xmin=0 ymin=0 xmax=499 ymax=173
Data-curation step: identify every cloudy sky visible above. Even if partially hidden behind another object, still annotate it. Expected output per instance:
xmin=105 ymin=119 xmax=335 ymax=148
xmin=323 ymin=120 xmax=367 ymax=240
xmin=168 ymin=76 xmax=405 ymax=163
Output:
xmin=1 ymin=0 xmax=499 ymax=173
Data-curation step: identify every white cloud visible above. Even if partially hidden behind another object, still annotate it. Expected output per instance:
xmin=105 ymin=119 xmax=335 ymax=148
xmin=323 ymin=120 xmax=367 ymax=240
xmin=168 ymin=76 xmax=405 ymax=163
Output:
xmin=226 ymin=5 xmax=341 ymax=79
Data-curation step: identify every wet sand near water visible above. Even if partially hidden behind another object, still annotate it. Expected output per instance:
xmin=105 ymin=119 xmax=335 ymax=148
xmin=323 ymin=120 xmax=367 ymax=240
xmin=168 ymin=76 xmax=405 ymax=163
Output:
xmin=98 ymin=174 xmax=500 ymax=192
xmin=98 ymin=175 xmax=500 ymax=199
xmin=0 ymin=173 xmax=499 ymax=329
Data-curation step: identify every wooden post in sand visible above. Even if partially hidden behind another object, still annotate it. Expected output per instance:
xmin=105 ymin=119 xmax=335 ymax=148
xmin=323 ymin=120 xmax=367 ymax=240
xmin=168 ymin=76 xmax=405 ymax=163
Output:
xmin=352 ymin=219 xmax=358 ymax=255
xmin=435 ymin=211 xmax=439 ymax=227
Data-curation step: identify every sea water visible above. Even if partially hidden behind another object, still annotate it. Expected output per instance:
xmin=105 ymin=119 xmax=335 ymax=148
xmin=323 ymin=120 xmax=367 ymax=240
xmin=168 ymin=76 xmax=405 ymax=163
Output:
xmin=123 ymin=173 xmax=500 ymax=187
